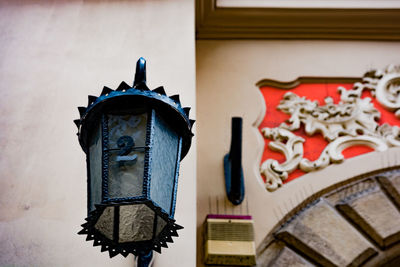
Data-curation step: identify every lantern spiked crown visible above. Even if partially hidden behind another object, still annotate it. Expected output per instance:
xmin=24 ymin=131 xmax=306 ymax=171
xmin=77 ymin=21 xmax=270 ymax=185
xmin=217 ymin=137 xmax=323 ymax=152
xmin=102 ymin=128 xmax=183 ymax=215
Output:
xmin=75 ymin=58 xmax=194 ymax=158
xmin=75 ymin=58 xmax=194 ymax=258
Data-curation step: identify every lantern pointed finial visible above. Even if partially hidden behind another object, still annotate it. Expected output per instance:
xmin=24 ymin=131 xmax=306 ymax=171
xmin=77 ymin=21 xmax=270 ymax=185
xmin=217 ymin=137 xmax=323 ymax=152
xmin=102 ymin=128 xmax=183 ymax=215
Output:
xmin=134 ymin=57 xmax=146 ymax=88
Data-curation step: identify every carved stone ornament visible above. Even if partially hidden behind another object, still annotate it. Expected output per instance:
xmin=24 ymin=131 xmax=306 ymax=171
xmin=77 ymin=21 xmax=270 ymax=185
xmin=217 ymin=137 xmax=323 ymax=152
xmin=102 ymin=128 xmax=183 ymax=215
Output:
xmin=261 ymin=65 xmax=400 ymax=191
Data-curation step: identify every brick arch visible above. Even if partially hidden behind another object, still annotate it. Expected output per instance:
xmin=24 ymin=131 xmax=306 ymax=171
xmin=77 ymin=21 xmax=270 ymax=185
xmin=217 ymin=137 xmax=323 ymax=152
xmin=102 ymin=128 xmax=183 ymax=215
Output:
xmin=258 ymin=168 xmax=400 ymax=266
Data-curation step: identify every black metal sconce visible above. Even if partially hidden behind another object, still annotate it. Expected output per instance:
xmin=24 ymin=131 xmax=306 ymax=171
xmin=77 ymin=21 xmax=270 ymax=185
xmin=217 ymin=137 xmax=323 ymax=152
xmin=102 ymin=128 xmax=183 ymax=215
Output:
xmin=224 ymin=117 xmax=244 ymax=205
xmin=74 ymin=58 xmax=194 ymax=261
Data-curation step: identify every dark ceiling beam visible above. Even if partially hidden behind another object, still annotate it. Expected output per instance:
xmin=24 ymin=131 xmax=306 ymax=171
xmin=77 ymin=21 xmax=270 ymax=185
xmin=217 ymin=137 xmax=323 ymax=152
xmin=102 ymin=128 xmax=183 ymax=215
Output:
xmin=196 ymin=0 xmax=400 ymax=40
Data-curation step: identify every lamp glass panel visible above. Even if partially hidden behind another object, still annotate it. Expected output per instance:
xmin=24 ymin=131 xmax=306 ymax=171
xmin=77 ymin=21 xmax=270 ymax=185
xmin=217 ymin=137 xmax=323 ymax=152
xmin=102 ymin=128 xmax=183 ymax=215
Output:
xmin=107 ymin=113 xmax=147 ymax=199
xmin=88 ymin=122 xmax=102 ymax=212
xmin=94 ymin=206 xmax=114 ymax=240
xmin=155 ymin=215 xmax=167 ymax=237
xmin=150 ymin=113 xmax=179 ymax=214
xmin=119 ymin=204 xmax=155 ymax=243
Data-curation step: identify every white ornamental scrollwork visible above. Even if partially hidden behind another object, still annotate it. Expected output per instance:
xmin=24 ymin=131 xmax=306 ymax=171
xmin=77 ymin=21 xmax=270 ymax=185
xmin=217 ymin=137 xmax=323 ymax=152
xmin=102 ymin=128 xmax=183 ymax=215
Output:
xmin=260 ymin=128 xmax=304 ymax=191
xmin=299 ymin=135 xmax=388 ymax=172
xmin=346 ymin=64 xmax=400 ymax=117
xmin=261 ymin=65 xmax=400 ymax=192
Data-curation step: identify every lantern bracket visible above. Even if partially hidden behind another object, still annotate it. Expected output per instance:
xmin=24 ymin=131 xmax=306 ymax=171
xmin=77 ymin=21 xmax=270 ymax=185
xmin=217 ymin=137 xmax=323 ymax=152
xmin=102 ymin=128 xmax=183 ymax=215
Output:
xmin=223 ymin=117 xmax=245 ymax=205
xmin=137 ymin=250 xmax=153 ymax=267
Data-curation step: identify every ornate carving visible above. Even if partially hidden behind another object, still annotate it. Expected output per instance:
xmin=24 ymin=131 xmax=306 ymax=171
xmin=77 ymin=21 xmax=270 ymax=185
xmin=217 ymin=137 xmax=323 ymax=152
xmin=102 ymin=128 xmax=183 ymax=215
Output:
xmin=260 ymin=128 xmax=304 ymax=191
xmin=299 ymin=135 xmax=388 ymax=172
xmin=277 ymin=92 xmax=379 ymax=141
xmin=378 ymin=124 xmax=400 ymax=147
xmin=346 ymin=65 xmax=400 ymax=118
xmin=261 ymin=65 xmax=400 ymax=191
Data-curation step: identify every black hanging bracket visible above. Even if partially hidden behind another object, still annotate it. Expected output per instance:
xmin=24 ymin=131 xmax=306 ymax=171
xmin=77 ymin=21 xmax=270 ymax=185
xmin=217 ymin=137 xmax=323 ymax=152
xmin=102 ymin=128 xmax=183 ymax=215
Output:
xmin=224 ymin=117 xmax=245 ymax=205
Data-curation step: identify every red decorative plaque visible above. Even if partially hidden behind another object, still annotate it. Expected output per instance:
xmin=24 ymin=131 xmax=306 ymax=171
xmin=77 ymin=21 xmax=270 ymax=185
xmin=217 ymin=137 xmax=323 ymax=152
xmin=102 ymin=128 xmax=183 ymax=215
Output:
xmin=258 ymin=66 xmax=400 ymax=191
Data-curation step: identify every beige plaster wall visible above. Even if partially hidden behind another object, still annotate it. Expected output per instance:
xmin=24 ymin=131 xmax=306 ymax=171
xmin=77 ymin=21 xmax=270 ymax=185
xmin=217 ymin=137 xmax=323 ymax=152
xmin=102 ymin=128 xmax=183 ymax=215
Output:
xmin=0 ymin=0 xmax=196 ymax=266
xmin=196 ymin=40 xmax=400 ymax=266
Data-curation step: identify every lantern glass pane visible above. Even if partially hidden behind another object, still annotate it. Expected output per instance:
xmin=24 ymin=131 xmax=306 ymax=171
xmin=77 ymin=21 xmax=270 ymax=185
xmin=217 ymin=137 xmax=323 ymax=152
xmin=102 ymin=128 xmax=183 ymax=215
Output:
xmin=94 ymin=206 xmax=114 ymax=240
xmin=88 ymin=122 xmax=102 ymax=212
xmin=150 ymin=113 xmax=179 ymax=214
xmin=119 ymin=204 xmax=155 ymax=243
xmin=107 ymin=113 xmax=147 ymax=199
xmin=155 ymin=215 xmax=167 ymax=237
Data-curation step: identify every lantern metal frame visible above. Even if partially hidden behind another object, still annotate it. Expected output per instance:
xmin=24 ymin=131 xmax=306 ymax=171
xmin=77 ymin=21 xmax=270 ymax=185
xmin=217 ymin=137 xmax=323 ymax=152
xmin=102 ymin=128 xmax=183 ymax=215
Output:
xmin=98 ymin=110 xmax=182 ymax=212
xmin=74 ymin=58 xmax=194 ymax=258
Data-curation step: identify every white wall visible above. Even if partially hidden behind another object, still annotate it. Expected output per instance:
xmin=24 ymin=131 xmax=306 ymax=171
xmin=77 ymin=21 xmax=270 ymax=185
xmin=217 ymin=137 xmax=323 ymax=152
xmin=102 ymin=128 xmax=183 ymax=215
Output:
xmin=0 ymin=1 xmax=196 ymax=266
xmin=196 ymin=40 xmax=400 ymax=266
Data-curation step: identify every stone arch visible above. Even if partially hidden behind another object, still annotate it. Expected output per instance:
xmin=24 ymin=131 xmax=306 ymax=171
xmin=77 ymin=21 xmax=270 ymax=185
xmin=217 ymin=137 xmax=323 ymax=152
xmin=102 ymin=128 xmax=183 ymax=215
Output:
xmin=258 ymin=168 xmax=400 ymax=266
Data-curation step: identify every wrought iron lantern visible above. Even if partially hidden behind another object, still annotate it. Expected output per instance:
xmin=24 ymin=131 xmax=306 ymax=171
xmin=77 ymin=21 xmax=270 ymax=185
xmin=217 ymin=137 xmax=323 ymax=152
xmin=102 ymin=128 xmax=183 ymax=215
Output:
xmin=74 ymin=58 xmax=194 ymax=259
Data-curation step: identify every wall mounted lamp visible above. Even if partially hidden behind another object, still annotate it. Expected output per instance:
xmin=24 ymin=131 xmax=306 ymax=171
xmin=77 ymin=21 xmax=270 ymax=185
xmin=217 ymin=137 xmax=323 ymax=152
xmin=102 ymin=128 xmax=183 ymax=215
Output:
xmin=74 ymin=58 xmax=194 ymax=263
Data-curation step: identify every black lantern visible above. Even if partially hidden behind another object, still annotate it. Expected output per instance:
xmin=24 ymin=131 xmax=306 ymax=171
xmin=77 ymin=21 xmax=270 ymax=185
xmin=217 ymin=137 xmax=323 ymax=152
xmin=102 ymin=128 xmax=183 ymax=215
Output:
xmin=74 ymin=58 xmax=194 ymax=259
